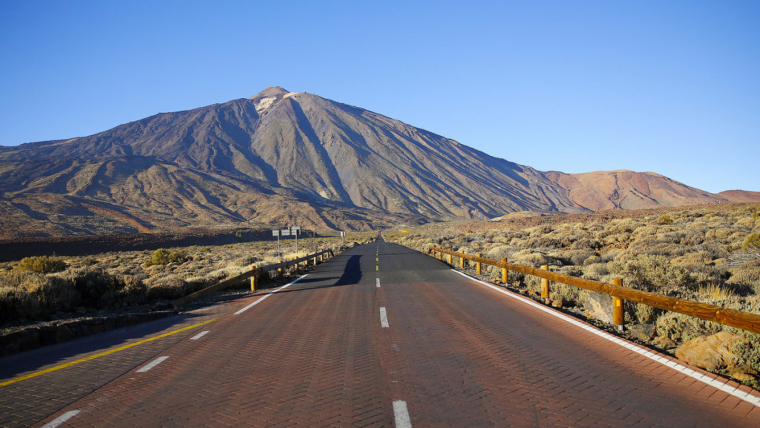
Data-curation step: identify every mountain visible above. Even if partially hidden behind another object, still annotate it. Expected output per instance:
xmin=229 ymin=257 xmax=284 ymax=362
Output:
xmin=543 ymin=170 xmax=727 ymax=211
xmin=717 ymin=190 xmax=760 ymax=203
xmin=0 ymin=87 xmax=751 ymax=238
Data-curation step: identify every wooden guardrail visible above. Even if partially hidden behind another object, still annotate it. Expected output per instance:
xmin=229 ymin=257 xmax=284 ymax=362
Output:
xmin=429 ymin=246 xmax=760 ymax=335
xmin=173 ymin=248 xmax=335 ymax=306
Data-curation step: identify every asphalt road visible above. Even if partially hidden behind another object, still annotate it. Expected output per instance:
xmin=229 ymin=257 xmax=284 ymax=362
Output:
xmin=2 ymin=238 xmax=759 ymax=427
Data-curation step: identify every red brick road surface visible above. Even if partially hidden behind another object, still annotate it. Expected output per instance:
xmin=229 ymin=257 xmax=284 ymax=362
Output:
xmin=3 ymin=238 xmax=760 ymax=427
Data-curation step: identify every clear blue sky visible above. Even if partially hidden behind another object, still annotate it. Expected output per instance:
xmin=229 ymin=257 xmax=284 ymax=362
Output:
xmin=1 ymin=1 xmax=758 ymax=193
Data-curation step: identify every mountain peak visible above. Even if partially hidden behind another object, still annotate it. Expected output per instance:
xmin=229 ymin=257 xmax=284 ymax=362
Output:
xmin=249 ymin=86 xmax=291 ymax=114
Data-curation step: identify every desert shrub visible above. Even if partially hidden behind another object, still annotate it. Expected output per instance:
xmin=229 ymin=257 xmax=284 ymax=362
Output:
xmin=14 ymin=256 xmax=67 ymax=273
xmin=658 ymin=214 xmax=674 ymax=225
xmin=24 ymin=275 xmax=80 ymax=312
xmin=511 ymin=250 xmax=551 ymax=267
xmin=610 ymin=254 xmax=693 ymax=292
xmin=145 ymin=248 xmax=191 ymax=267
xmin=119 ymin=275 xmax=148 ymax=304
xmin=0 ymin=287 xmax=40 ymax=323
xmin=583 ymin=255 xmax=602 ymax=266
xmin=655 ymin=312 xmax=721 ymax=343
xmin=568 ymin=250 xmax=596 ymax=266
xmin=66 ymin=268 xmax=128 ymax=307
xmin=570 ymin=238 xmax=601 ymax=250
xmin=633 ymin=302 xmax=661 ymax=324
xmin=146 ymin=276 xmax=188 ymax=300
xmin=582 ymin=263 xmax=609 ymax=280
xmin=743 ymin=233 xmax=760 ymax=251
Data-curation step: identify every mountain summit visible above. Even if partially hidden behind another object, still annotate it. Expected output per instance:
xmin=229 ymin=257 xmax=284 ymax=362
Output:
xmin=0 ymin=88 xmax=748 ymax=238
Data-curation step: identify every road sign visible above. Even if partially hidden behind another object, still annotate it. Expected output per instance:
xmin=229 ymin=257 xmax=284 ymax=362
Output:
xmin=272 ymin=230 xmax=280 ymax=237
xmin=291 ymin=226 xmax=301 ymax=235
xmin=280 ymin=229 xmax=291 ymax=236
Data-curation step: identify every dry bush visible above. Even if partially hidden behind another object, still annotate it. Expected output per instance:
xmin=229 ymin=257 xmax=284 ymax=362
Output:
xmin=610 ymin=254 xmax=693 ymax=293
xmin=0 ymin=287 xmax=40 ymax=322
xmin=14 ymin=256 xmax=67 ymax=273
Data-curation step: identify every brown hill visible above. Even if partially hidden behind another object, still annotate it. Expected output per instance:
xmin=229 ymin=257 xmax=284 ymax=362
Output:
xmin=544 ymin=170 xmax=726 ymax=211
xmin=717 ymin=190 xmax=760 ymax=203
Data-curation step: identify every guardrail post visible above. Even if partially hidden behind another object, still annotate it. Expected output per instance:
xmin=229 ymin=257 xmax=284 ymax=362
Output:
xmin=438 ymin=250 xmax=442 ymax=260
xmin=461 ymin=251 xmax=465 ymax=268
xmin=250 ymin=266 xmax=257 ymax=291
xmin=279 ymin=260 xmax=284 ymax=281
xmin=476 ymin=253 xmax=482 ymax=275
xmin=295 ymin=257 xmax=299 ymax=274
xmin=502 ymin=258 xmax=508 ymax=284
xmin=448 ymin=253 xmax=452 ymax=264
xmin=612 ymin=278 xmax=625 ymax=331
xmin=541 ymin=265 xmax=550 ymax=303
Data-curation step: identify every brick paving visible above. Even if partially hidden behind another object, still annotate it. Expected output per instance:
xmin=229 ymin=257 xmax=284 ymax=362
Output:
xmin=4 ymin=239 xmax=760 ymax=427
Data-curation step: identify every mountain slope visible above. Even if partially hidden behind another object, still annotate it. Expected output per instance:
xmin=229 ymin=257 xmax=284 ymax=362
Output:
xmin=544 ymin=170 xmax=726 ymax=211
xmin=0 ymin=87 xmax=744 ymax=238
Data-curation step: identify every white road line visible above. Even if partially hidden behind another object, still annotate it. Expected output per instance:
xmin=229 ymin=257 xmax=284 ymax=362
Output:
xmin=392 ymin=400 xmax=412 ymax=428
xmin=41 ymin=410 xmax=80 ymax=428
xmin=136 ymin=356 xmax=169 ymax=373
xmin=450 ymin=269 xmax=760 ymax=408
xmin=376 ymin=278 xmax=381 ymax=288
xmin=190 ymin=330 xmax=210 ymax=340
xmin=380 ymin=307 xmax=390 ymax=328
xmin=235 ymin=274 xmax=308 ymax=315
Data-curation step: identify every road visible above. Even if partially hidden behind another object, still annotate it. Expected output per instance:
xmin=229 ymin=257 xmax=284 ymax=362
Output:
xmin=2 ymin=238 xmax=760 ymax=427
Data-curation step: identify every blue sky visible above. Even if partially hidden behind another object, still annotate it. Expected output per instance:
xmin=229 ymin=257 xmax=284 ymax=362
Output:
xmin=1 ymin=1 xmax=758 ymax=193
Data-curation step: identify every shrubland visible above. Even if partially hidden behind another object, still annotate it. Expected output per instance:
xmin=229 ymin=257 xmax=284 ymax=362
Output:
xmin=0 ymin=233 xmax=373 ymax=326
xmin=387 ymin=203 xmax=760 ymax=385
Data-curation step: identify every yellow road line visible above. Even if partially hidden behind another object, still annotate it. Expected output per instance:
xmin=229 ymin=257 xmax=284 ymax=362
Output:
xmin=0 ymin=318 xmax=217 ymax=387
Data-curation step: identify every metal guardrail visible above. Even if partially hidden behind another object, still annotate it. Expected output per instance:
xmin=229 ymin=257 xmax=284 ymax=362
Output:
xmin=429 ymin=246 xmax=760 ymax=335
xmin=173 ymin=248 xmax=335 ymax=306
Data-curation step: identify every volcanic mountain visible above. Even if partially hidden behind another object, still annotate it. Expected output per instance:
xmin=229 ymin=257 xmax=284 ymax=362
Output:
xmin=0 ymin=87 xmax=751 ymax=238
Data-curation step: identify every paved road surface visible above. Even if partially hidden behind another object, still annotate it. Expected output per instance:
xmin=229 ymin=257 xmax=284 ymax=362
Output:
xmin=2 ymin=239 xmax=759 ymax=427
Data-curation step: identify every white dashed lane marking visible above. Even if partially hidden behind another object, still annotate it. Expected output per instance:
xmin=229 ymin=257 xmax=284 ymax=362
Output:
xmin=380 ymin=307 xmax=390 ymax=328
xmin=190 ymin=331 xmax=210 ymax=340
xmin=235 ymin=275 xmax=308 ymax=315
xmin=41 ymin=410 xmax=80 ymax=428
xmin=136 ymin=356 xmax=169 ymax=373
xmin=393 ymin=400 xmax=412 ymax=428
xmin=376 ymin=278 xmax=381 ymax=288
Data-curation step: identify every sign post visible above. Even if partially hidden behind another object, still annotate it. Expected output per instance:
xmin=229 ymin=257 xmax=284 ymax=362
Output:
xmin=291 ymin=226 xmax=301 ymax=255
xmin=272 ymin=229 xmax=281 ymax=257
xmin=340 ymin=231 xmax=345 ymax=245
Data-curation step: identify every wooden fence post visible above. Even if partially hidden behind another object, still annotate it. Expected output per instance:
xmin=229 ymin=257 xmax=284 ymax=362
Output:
xmin=502 ymin=258 xmax=508 ymax=284
xmin=541 ymin=265 xmax=550 ymax=303
xmin=250 ymin=266 xmax=257 ymax=291
xmin=476 ymin=253 xmax=482 ymax=275
xmin=612 ymin=278 xmax=625 ymax=331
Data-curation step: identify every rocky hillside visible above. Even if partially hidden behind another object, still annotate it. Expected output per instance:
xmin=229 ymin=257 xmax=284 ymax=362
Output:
xmin=0 ymin=87 xmax=751 ymax=238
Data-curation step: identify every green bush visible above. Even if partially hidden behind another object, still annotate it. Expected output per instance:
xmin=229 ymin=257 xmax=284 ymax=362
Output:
xmin=14 ymin=256 xmax=67 ymax=273
xmin=658 ymin=214 xmax=674 ymax=225
xmin=743 ymin=233 xmax=760 ymax=251
xmin=145 ymin=249 xmax=191 ymax=267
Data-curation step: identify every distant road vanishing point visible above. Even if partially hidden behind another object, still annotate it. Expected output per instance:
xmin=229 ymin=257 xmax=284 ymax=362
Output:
xmin=2 ymin=239 xmax=759 ymax=427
